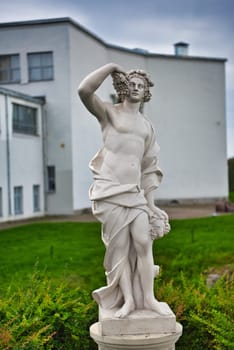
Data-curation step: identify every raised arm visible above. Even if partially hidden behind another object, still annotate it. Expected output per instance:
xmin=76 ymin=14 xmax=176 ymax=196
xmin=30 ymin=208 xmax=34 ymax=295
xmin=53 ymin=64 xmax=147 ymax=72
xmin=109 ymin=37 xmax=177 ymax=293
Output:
xmin=78 ymin=63 xmax=125 ymax=124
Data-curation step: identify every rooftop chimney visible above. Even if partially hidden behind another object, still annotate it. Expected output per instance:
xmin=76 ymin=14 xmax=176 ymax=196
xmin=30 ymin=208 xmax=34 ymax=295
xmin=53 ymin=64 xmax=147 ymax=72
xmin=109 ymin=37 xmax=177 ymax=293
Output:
xmin=174 ymin=42 xmax=189 ymax=56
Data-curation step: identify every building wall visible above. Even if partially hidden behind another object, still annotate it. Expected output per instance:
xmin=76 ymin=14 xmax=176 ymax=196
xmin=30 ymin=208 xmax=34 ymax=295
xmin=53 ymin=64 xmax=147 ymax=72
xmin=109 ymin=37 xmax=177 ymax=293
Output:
xmin=0 ymin=94 xmax=8 ymax=219
xmin=146 ymin=56 xmax=228 ymax=201
xmin=69 ymin=27 xmax=109 ymax=210
xmin=0 ymin=92 xmax=44 ymax=222
xmin=0 ymin=22 xmax=74 ymax=214
xmin=106 ymin=49 xmax=228 ymax=202
xmin=0 ymin=19 xmax=228 ymax=218
xmin=72 ymin=43 xmax=228 ymax=206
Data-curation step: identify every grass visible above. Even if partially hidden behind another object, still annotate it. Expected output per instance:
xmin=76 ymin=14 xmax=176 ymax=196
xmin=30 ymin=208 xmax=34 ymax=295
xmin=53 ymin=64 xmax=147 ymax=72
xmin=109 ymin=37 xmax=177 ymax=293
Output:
xmin=0 ymin=222 xmax=105 ymax=294
xmin=0 ymin=215 xmax=233 ymax=349
xmin=154 ymin=215 xmax=234 ymax=282
xmin=0 ymin=215 xmax=233 ymax=294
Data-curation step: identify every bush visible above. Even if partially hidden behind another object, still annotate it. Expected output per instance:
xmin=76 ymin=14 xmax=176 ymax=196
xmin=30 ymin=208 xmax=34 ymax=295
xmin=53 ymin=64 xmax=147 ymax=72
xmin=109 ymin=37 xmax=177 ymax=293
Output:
xmin=0 ymin=263 xmax=97 ymax=350
xmin=155 ymin=272 xmax=234 ymax=350
xmin=229 ymin=192 xmax=234 ymax=203
xmin=0 ymin=219 xmax=233 ymax=349
xmin=2 ymin=267 xmax=233 ymax=350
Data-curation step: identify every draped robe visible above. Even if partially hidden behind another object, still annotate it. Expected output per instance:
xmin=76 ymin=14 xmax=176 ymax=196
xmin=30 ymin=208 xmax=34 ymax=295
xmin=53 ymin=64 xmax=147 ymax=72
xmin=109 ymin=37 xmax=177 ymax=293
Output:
xmin=89 ymin=120 xmax=163 ymax=309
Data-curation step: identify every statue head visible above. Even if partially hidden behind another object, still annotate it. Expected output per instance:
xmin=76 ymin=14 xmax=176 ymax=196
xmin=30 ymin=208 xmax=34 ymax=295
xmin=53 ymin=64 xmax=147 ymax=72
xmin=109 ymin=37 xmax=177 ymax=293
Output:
xmin=111 ymin=69 xmax=154 ymax=103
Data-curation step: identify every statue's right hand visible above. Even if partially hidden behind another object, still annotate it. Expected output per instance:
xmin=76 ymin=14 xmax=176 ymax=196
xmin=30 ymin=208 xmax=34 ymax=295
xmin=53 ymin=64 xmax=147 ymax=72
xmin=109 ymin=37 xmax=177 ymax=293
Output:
xmin=111 ymin=63 xmax=126 ymax=76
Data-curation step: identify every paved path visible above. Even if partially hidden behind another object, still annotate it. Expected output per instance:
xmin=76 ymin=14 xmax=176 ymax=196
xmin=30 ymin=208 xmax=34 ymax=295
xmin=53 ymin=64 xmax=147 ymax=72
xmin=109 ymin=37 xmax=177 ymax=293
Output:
xmin=0 ymin=204 xmax=222 ymax=231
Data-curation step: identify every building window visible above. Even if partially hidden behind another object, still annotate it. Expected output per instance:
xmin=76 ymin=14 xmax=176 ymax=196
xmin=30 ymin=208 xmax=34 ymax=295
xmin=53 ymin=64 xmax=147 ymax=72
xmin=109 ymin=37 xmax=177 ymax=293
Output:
xmin=0 ymin=54 xmax=20 ymax=83
xmin=28 ymin=52 xmax=53 ymax=81
xmin=14 ymin=186 xmax=23 ymax=215
xmin=33 ymin=185 xmax=40 ymax=212
xmin=13 ymin=103 xmax=37 ymax=135
xmin=47 ymin=166 xmax=56 ymax=192
xmin=0 ymin=187 xmax=2 ymax=217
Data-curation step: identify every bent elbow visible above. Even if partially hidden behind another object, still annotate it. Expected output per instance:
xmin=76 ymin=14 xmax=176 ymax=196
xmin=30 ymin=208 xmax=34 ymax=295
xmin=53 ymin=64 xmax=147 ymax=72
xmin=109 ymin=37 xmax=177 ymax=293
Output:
xmin=77 ymin=85 xmax=92 ymax=101
xmin=77 ymin=85 xmax=85 ymax=98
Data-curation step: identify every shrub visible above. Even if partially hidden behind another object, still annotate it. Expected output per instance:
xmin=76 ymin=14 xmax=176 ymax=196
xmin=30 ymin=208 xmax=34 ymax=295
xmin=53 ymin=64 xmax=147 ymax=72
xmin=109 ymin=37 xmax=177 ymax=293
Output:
xmin=0 ymin=263 xmax=97 ymax=350
xmin=229 ymin=192 xmax=234 ymax=203
xmin=155 ymin=272 xmax=234 ymax=350
xmin=0 ymin=218 xmax=233 ymax=349
xmin=1 ymin=268 xmax=233 ymax=349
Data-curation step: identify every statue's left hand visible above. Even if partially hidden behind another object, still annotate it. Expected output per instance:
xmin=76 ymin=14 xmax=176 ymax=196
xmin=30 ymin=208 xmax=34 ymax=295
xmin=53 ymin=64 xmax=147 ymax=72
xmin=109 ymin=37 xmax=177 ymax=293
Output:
xmin=149 ymin=206 xmax=171 ymax=240
xmin=149 ymin=205 xmax=169 ymax=221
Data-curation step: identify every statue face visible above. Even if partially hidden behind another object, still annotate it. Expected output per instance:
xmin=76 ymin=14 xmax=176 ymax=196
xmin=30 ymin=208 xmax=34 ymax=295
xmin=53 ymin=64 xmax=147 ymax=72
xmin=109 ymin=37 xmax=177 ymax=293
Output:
xmin=127 ymin=77 xmax=145 ymax=102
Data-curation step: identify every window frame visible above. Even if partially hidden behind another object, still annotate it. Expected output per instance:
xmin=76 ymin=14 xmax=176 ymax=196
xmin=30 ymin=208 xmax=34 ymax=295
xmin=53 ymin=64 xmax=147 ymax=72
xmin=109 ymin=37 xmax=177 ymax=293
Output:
xmin=0 ymin=187 xmax=2 ymax=217
xmin=47 ymin=166 xmax=56 ymax=193
xmin=28 ymin=51 xmax=54 ymax=82
xmin=33 ymin=185 xmax=40 ymax=212
xmin=14 ymin=186 xmax=23 ymax=215
xmin=12 ymin=103 xmax=38 ymax=136
xmin=0 ymin=54 xmax=20 ymax=84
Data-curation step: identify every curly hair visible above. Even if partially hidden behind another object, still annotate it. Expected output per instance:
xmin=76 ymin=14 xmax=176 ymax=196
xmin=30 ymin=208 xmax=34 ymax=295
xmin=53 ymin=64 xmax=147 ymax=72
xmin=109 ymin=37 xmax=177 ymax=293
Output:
xmin=111 ymin=69 xmax=154 ymax=103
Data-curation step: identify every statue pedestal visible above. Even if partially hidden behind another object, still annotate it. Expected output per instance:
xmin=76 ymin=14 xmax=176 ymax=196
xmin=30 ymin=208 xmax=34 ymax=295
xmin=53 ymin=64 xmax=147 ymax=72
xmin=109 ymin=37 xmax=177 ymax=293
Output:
xmin=90 ymin=322 xmax=182 ymax=350
xmin=90 ymin=304 xmax=182 ymax=350
xmin=99 ymin=304 xmax=176 ymax=335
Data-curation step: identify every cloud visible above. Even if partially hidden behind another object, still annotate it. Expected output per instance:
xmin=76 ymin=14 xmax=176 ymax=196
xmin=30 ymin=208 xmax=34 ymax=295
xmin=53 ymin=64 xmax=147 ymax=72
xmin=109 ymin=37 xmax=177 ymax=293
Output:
xmin=102 ymin=14 xmax=231 ymax=56
xmin=0 ymin=1 xmax=91 ymax=28
xmin=0 ymin=0 xmax=233 ymax=156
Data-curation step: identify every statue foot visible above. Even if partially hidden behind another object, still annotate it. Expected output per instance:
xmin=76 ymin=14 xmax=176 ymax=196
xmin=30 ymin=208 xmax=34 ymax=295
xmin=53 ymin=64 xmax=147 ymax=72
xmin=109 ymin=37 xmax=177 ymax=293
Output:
xmin=114 ymin=300 xmax=135 ymax=318
xmin=144 ymin=298 xmax=172 ymax=316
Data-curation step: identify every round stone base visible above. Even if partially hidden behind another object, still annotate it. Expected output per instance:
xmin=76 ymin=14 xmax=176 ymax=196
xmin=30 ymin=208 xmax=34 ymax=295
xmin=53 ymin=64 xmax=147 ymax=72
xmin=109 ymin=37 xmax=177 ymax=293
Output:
xmin=90 ymin=322 xmax=183 ymax=350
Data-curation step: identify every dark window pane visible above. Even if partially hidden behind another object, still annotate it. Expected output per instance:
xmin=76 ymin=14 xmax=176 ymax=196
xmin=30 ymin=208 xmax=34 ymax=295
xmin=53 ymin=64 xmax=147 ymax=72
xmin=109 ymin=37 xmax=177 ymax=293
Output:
xmin=30 ymin=68 xmax=41 ymax=81
xmin=13 ymin=103 xmax=37 ymax=135
xmin=11 ymin=55 xmax=19 ymax=68
xmin=0 ymin=70 xmax=9 ymax=82
xmin=47 ymin=166 xmax=56 ymax=192
xmin=42 ymin=67 xmax=53 ymax=80
xmin=41 ymin=52 xmax=52 ymax=65
xmin=28 ymin=54 xmax=40 ymax=67
xmin=14 ymin=186 xmax=23 ymax=215
xmin=33 ymin=185 xmax=40 ymax=211
xmin=0 ymin=55 xmax=20 ymax=83
xmin=0 ymin=56 xmax=9 ymax=69
xmin=11 ymin=68 xmax=20 ymax=82
xmin=0 ymin=187 xmax=2 ymax=217
xmin=28 ymin=52 xmax=53 ymax=81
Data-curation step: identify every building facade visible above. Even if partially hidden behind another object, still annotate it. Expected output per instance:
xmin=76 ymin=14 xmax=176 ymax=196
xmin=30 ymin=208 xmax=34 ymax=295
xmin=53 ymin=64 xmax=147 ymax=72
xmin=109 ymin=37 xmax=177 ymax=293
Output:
xmin=0 ymin=18 xmax=228 ymax=222
xmin=0 ymin=87 xmax=45 ymax=222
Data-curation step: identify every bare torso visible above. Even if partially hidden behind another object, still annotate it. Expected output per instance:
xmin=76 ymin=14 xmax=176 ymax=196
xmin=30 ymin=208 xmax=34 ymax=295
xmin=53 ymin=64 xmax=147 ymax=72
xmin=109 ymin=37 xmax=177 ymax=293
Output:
xmin=100 ymin=104 xmax=149 ymax=185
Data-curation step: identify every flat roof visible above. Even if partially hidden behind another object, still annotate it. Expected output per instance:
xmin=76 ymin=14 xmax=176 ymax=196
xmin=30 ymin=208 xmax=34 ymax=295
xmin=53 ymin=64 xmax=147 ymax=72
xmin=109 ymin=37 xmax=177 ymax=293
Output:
xmin=0 ymin=86 xmax=46 ymax=104
xmin=0 ymin=17 xmax=227 ymax=63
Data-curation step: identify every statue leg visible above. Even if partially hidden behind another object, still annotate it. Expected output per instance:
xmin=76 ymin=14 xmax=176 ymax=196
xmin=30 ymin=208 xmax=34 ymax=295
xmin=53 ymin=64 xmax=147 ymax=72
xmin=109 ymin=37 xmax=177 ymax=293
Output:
xmin=130 ymin=212 xmax=171 ymax=315
xmin=112 ymin=225 xmax=135 ymax=318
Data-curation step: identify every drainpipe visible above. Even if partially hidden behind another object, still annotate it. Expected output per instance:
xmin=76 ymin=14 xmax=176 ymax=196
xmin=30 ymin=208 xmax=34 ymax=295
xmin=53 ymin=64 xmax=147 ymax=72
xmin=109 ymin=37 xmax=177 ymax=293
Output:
xmin=41 ymin=102 xmax=48 ymax=213
xmin=5 ymin=94 xmax=12 ymax=216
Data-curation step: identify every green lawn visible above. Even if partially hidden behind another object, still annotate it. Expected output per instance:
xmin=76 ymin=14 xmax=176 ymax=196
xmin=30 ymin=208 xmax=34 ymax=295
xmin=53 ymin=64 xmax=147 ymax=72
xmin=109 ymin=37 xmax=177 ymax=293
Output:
xmin=0 ymin=215 xmax=233 ymax=349
xmin=0 ymin=215 xmax=233 ymax=294
xmin=0 ymin=222 xmax=105 ymax=294
xmin=155 ymin=215 xmax=234 ymax=282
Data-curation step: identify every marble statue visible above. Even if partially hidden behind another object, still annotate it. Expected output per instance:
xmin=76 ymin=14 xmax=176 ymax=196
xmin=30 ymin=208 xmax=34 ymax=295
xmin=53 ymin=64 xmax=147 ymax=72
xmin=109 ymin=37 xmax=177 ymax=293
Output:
xmin=78 ymin=63 xmax=171 ymax=319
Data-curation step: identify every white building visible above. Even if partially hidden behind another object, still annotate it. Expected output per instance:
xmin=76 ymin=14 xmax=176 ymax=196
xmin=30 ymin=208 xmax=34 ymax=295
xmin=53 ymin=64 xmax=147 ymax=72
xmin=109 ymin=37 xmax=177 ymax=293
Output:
xmin=0 ymin=87 xmax=45 ymax=222
xmin=0 ymin=17 xmax=228 ymax=222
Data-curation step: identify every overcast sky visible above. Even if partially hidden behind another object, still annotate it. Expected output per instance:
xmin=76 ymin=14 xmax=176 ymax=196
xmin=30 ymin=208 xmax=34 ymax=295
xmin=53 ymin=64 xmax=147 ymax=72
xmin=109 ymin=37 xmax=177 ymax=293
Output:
xmin=1 ymin=0 xmax=234 ymax=157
